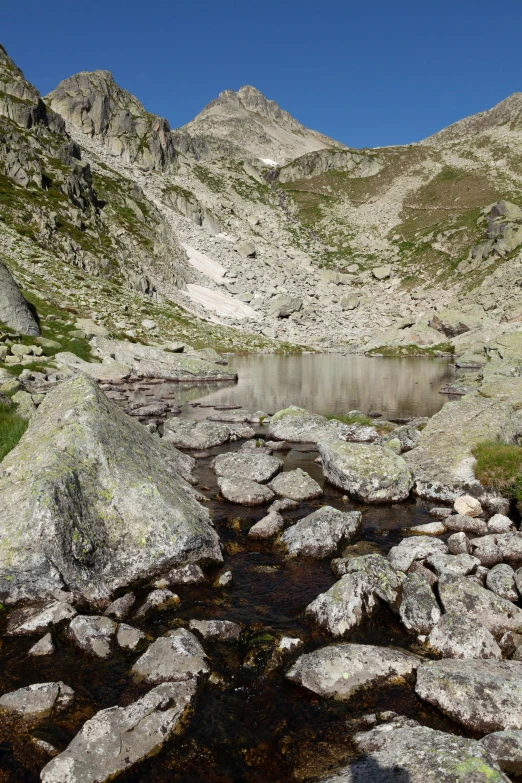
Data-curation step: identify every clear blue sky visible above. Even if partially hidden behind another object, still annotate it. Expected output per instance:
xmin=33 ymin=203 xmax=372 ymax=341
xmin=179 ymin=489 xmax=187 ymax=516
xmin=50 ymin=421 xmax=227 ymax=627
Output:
xmin=3 ymin=0 xmax=521 ymax=148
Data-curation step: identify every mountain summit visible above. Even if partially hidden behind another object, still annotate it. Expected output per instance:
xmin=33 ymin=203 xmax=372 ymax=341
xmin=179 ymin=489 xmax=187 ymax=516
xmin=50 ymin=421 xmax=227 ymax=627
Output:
xmin=424 ymin=91 xmax=522 ymax=144
xmin=172 ymin=85 xmax=345 ymax=164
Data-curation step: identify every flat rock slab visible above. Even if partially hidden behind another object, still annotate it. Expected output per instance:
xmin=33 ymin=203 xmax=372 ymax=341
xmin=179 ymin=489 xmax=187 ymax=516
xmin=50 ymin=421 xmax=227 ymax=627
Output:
xmin=267 ymin=406 xmax=354 ymax=443
xmin=40 ymin=680 xmax=196 ymax=783
xmin=438 ymin=572 xmax=522 ymax=635
xmin=286 ymin=643 xmax=419 ymax=700
xmin=0 ymin=681 xmax=74 ymax=720
xmin=131 ymin=628 xmax=208 ymax=684
xmin=319 ymin=441 xmax=413 ymax=503
xmin=322 ymin=723 xmax=510 ymax=782
xmin=7 ymin=600 xmax=77 ymax=636
xmin=405 ymin=393 xmax=519 ymax=501
xmin=268 ymin=468 xmax=322 ymax=501
xmin=218 ymin=476 xmax=274 ymax=506
xmin=163 ymin=418 xmax=230 ymax=449
xmin=0 ymin=376 xmax=222 ymax=604
xmin=428 ymin=612 xmax=502 ymax=659
xmin=211 ymin=452 xmax=283 ymax=483
xmin=280 ymin=507 xmax=361 ymax=558
xmin=248 ymin=511 xmax=285 ymax=539
xmin=188 ymin=619 xmax=242 ymax=642
xmin=416 ymin=658 xmax=522 ymax=732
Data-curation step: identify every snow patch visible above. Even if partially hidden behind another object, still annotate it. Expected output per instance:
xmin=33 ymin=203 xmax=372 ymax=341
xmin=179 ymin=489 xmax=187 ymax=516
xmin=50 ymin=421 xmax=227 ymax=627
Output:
xmin=182 ymin=243 xmax=226 ymax=283
xmin=186 ymin=285 xmax=258 ymax=320
xmin=260 ymin=158 xmax=279 ymax=167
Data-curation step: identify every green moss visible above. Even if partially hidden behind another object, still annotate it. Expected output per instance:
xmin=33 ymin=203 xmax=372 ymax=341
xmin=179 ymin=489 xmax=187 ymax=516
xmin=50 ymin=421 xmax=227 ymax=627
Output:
xmin=326 ymin=413 xmax=373 ymax=427
xmin=472 ymin=440 xmax=522 ymax=500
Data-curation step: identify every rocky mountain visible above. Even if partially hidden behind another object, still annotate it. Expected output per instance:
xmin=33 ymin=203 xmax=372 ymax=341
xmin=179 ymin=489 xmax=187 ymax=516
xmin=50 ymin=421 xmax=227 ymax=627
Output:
xmin=172 ymin=84 xmax=345 ymax=164
xmin=1 ymin=41 xmax=522 ymax=359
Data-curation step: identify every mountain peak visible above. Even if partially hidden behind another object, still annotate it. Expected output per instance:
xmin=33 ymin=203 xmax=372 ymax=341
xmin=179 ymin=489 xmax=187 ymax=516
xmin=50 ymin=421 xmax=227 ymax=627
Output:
xmin=424 ymin=91 xmax=522 ymax=144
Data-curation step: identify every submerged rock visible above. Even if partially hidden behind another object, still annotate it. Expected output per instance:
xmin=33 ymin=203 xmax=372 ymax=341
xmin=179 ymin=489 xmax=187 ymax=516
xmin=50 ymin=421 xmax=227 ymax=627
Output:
xmin=211 ymin=452 xmax=283 ymax=483
xmin=0 ymin=376 xmax=222 ymax=604
xmin=131 ymin=628 xmax=208 ymax=684
xmin=0 ymin=682 xmax=74 ymax=720
xmin=427 ymin=612 xmax=502 ymax=659
xmin=40 ymin=680 xmax=197 ymax=783
xmin=322 ymin=722 xmax=510 ymax=782
xmin=319 ymin=441 xmax=413 ymax=503
xmin=286 ymin=643 xmax=419 ymax=700
xmin=280 ymin=507 xmax=361 ymax=558
xmin=163 ymin=417 xmax=230 ymax=449
xmin=416 ymin=658 xmax=522 ymax=732
xmin=218 ymin=476 xmax=274 ymax=505
xmin=268 ymin=468 xmax=322 ymax=501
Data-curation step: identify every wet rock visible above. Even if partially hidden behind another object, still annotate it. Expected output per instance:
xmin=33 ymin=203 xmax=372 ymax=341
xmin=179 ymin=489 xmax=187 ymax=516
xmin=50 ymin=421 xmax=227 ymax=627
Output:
xmin=427 ymin=612 xmax=502 ymax=659
xmin=189 ymin=619 xmax=242 ymax=642
xmin=286 ymin=643 xmax=419 ymax=700
xmin=211 ymin=452 xmax=283 ymax=483
xmin=69 ymin=615 xmax=117 ymax=658
xmin=163 ymin=417 xmax=230 ymax=449
xmin=480 ymin=730 xmax=522 ymax=775
xmin=116 ymin=624 xmax=146 ymax=651
xmin=398 ymin=573 xmax=441 ymax=634
xmin=488 ymin=514 xmax=516 ymax=534
xmin=445 ymin=514 xmax=488 ymax=535
xmin=438 ymin=572 xmax=522 ymax=635
xmin=471 ymin=535 xmax=503 ymax=567
xmin=0 ymin=376 xmax=222 ymax=604
xmin=267 ymin=406 xmax=355 ymax=443
xmin=277 ymin=636 xmax=303 ymax=653
xmin=248 ymin=511 xmax=285 ymax=539
xmin=7 ymin=600 xmax=77 ymax=636
xmin=324 ymin=723 xmax=510 ymax=782
xmin=429 ymin=507 xmax=453 ymax=519
xmin=340 ymin=540 xmax=381 ymax=559
xmin=280 ymin=507 xmax=361 ymax=559
xmin=104 ymin=592 xmax=135 ymax=621
xmin=218 ymin=476 xmax=274 ymax=505
xmin=0 ymin=682 xmax=74 ymax=720
xmin=387 ymin=535 xmax=448 ymax=572
xmin=319 ymin=441 xmax=413 ymax=503
xmin=269 ymin=468 xmax=322 ymax=501
xmin=408 ymin=521 xmax=446 ymax=535
xmin=306 ymin=555 xmax=402 ymax=636
xmin=416 ymin=658 xmax=522 ymax=732
xmin=447 ymin=531 xmax=472 ymax=555
xmin=167 ymin=564 xmax=205 ymax=586
xmin=214 ymin=570 xmax=233 ymax=587
xmin=28 ymin=633 xmax=55 ymax=657
xmin=131 ymin=628 xmax=208 ymax=684
xmin=40 ymin=680 xmax=197 ymax=783
xmin=426 ymin=552 xmax=480 ymax=576
xmin=134 ymin=589 xmax=180 ymax=620
xmin=454 ymin=494 xmax=483 ymax=517
xmin=487 ymin=564 xmax=518 ymax=602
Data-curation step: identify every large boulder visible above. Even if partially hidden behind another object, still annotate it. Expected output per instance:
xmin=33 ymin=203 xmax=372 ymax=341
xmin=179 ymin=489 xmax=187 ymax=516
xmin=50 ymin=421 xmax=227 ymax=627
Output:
xmin=0 ymin=376 xmax=222 ymax=604
xmin=427 ymin=612 xmax=502 ymax=659
xmin=322 ymin=722 xmax=510 ymax=782
xmin=280 ymin=507 xmax=361 ymax=558
xmin=286 ymin=643 xmax=419 ymax=700
xmin=438 ymin=573 xmax=522 ymax=635
xmin=0 ymin=262 xmax=40 ymax=336
xmin=40 ymin=681 xmax=196 ymax=783
xmin=416 ymin=659 xmax=522 ymax=732
xmin=319 ymin=441 xmax=413 ymax=503
xmin=267 ymin=406 xmax=355 ymax=444
xmin=405 ymin=393 xmax=520 ymax=501
xmin=163 ymin=418 xmax=230 ymax=449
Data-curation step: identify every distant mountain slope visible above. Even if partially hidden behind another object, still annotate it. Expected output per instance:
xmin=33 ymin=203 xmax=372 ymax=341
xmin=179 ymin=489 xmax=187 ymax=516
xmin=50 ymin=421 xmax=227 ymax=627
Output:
xmin=423 ymin=92 xmax=522 ymax=144
xmin=172 ymin=85 xmax=345 ymax=164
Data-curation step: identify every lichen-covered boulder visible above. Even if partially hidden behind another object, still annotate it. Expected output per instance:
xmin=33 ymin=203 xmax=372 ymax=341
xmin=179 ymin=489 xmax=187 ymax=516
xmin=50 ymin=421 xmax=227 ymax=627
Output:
xmin=131 ymin=628 xmax=208 ymax=685
xmin=0 ymin=375 xmax=222 ymax=604
xmin=268 ymin=468 xmax=322 ymax=501
xmin=319 ymin=441 xmax=413 ymax=503
xmin=163 ymin=418 xmax=230 ymax=449
xmin=211 ymin=452 xmax=283 ymax=483
xmin=218 ymin=476 xmax=274 ymax=505
xmin=267 ymin=406 xmax=358 ymax=443
xmin=399 ymin=573 xmax=441 ymax=634
xmin=427 ymin=612 xmax=502 ymax=659
xmin=322 ymin=722 xmax=510 ymax=782
xmin=286 ymin=643 xmax=419 ymax=700
xmin=438 ymin=573 xmax=522 ymax=635
xmin=480 ymin=730 xmax=522 ymax=776
xmin=416 ymin=659 xmax=522 ymax=732
xmin=0 ymin=681 xmax=74 ymax=720
xmin=387 ymin=535 xmax=448 ymax=572
xmin=0 ymin=261 xmax=40 ymax=336
xmin=280 ymin=507 xmax=361 ymax=558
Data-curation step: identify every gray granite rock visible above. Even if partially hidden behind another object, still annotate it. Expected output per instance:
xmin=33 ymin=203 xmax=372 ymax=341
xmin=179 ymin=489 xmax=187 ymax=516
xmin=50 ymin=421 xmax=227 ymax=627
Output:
xmin=0 ymin=682 xmax=73 ymax=720
xmin=131 ymin=628 xmax=208 ymax=684
xmin=280 ymin=507 xmax=361 ymax=558
xmin=438 ymin=573 xmax=522 ymax=635
xmin=218 ymin=476 xmax=274 ymax=505
xmin=399 ymin=573 xmax=441 ymax=634
xmin=269 ymin=468 xmax=322 ymax=501
xmin=427 ymin=612 xmax=502 ymax=659
xmin=211 ymin=452 xmax=283 ymax=483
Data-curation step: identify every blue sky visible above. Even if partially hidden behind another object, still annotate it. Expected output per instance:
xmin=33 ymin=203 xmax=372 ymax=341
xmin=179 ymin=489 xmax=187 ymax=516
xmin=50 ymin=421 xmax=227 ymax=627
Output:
xmin=3 ymin=0 xmax=521 ymax=148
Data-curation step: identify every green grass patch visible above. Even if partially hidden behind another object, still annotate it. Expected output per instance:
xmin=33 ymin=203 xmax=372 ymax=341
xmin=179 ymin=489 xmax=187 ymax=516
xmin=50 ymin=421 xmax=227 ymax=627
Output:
xmin=0 ymin=402 xmax=28 ymax=462
xmin=472 ymin=441 xmax=522 ymax=501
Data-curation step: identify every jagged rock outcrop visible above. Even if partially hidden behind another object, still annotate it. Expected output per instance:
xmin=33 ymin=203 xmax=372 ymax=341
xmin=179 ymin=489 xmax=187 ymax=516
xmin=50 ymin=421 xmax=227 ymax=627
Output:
xmin=0 ymin=375 xmax=222 ymax=604
xmin=0 ymin=261 xmax=40 ymax=335
xmin=172 ymin=84 xmax=344 ymax=164
xmin=46 ymin=70 xmax=177 ymax=171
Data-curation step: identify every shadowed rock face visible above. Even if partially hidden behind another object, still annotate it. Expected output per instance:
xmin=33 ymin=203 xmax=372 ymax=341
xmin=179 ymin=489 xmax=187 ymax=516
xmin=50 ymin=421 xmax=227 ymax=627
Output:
xmin=0 ymin=375 xmax=222 ymax=604
xmin=46 ymin=70 xmax=177 ymax=171
xmin=0 ymin=262 xmax=40 ymax=335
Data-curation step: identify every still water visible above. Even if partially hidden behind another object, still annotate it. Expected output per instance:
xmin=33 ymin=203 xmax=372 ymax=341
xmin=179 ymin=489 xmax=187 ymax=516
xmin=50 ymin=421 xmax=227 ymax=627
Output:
xmin=176 ymin=354 xmax=456 ymax=419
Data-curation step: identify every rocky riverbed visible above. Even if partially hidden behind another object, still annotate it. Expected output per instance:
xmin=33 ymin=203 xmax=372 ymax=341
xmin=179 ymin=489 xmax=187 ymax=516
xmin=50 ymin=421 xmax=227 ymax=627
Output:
xmin=1 ymin=352 xmax=522 ymax=782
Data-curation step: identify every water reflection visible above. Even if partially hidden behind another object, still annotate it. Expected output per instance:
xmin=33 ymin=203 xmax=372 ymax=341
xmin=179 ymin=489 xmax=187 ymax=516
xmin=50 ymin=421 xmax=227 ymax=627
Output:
xmin=181 ymin=354 xmax=455 ymax=419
